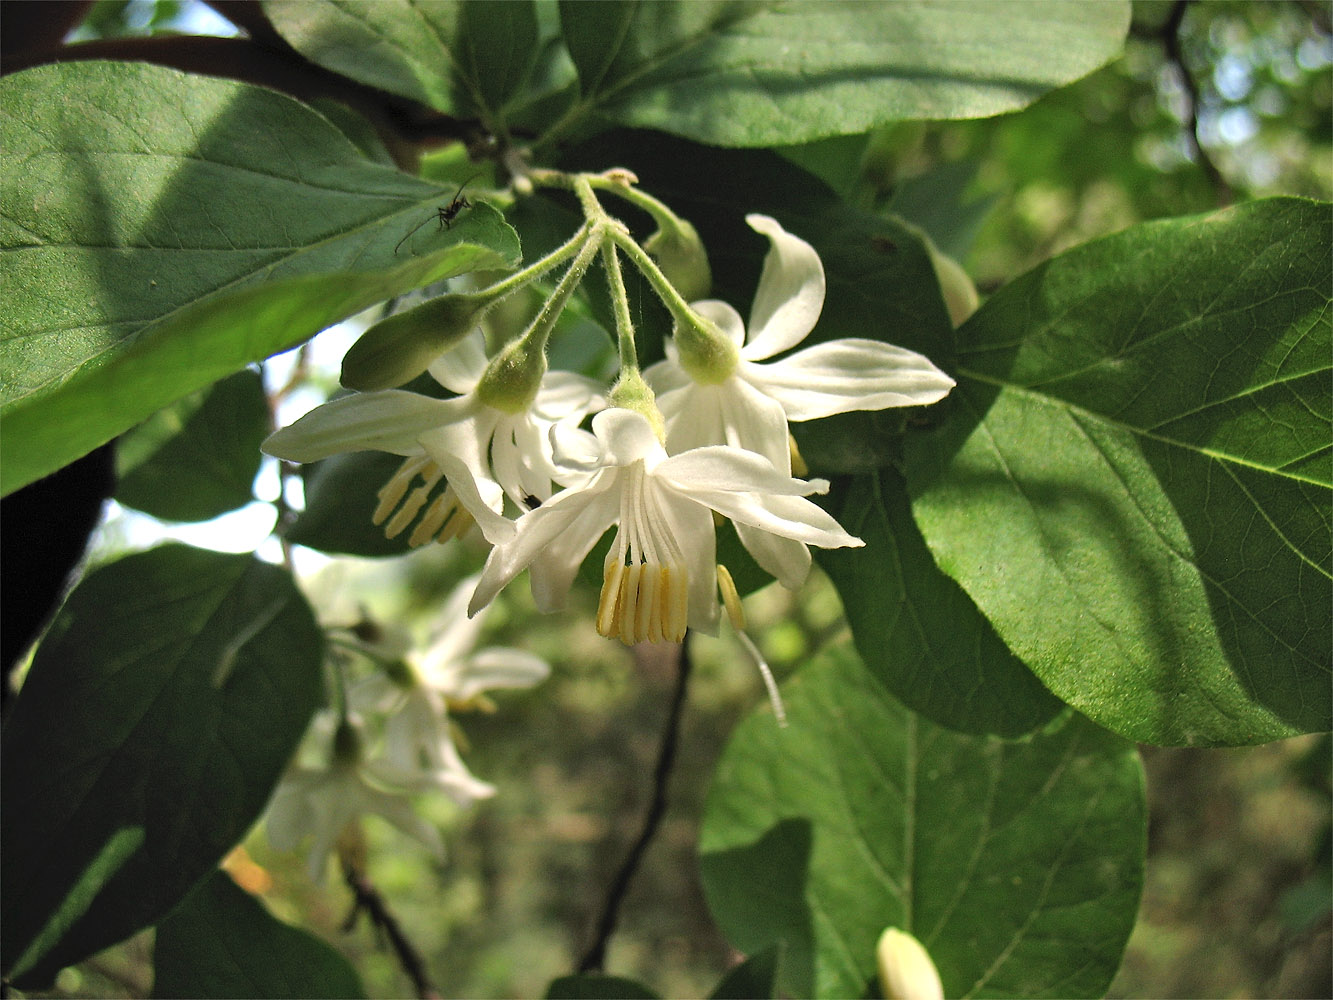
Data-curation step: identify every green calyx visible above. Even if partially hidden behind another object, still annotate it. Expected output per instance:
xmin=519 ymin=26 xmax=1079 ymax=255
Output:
xmin=331 ymin=720 xmax=363 ymax=766
xmin=672 ymin=310 xmax=740 ymax=385
xmin=607 ymin=369 xmax=666 ymax=443
xmin=644 ymin=216 xmax=712 ymax=303
xmin=341 ymin=292 xmax=490 ymax=391
xmin=476 ymin=335 xmax=548 ymax=413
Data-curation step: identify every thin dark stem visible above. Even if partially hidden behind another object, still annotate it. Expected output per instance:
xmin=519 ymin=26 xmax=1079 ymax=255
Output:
xmin=1161 ymin=0 xmax=1232 ymax=205
xmin=341 ymin=858 xmax=441 ymax=1000
xmin=577 ymin=639 xmax=694 ymax=974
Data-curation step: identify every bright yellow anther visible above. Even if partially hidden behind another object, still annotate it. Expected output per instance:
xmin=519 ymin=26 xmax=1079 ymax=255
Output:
xmin=717 ymin=564 xmax=746 ymax=630
xmin=373 ymin=456 xmax=473 ymax=546
xmin=597 ymin=559 xmax=688 ymax=644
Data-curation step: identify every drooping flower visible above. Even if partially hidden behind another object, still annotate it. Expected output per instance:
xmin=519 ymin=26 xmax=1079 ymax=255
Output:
xmin=645 ymin=214 xmax=956 ymax=475
xmin=265 ymin=717 xmax=447 ymax=883
xmin=349 ymin=573 xmax=549 ymax=804
xmin=263 ymin=330 xmax=603 ymax=547
xmin=469 ymin=407 xmax=863 ymax=643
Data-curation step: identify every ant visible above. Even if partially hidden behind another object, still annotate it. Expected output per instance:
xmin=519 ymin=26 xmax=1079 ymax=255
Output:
xmin=393 ymin=173 xmax=481 ymax=255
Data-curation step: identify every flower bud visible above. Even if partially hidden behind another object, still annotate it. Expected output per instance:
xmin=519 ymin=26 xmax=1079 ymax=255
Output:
xmin=876 ymin=927 xmax=943 ymax=1000
xmin=341 ymin=292 xmax=489 ymax=391
xmin=927 ymin=244 xmax=979 ymax=328
xmin=644 ymin=216 xmax=712 ymax=302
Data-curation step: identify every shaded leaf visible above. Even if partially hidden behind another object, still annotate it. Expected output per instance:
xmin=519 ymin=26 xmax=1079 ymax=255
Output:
xmin=263 ymin=0 xmax=543 ymax=129
xmin=700 ymin=646 xmax=1145 ymax=999
xmin=152 ymin=871 xmax=365 ymax=999
xmin=545 ymin=973 xmax=660 ymax=999
xmin=115 ymin=369 xmax=269 ymax=523
xmin=816 ymin=470 xmax=1062 ymax=737
xmin=709 ymin=944 xmax=781 ymax=1000
xmin=1 ymin=545 xmax=324 ymax=985
xmin=552 ymin=1 xmax=1130 ymax=147
xmin=1 ymin=60 xmax=520 ymax=494
xmin=904 ymin=197 xmax=1332 ymax=746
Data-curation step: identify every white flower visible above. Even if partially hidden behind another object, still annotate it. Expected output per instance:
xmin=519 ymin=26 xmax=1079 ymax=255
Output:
xmin=349 ymin=573 xmax=549 ymax=805
xmin=263 ymin=330 xmax=603 ymax=546
xmin=265 ymin=719 xmax=446 ymax=883
xmin=645 ymin=214 xmax=956 ymax=475
xmin=469 ymin=408 xmax=863 ymax=643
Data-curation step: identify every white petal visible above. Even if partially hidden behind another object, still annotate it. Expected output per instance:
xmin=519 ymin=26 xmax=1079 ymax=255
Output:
xmin=418 ymin=419 xmax=517 ymax=545
xmin=262 ymin=392 xmax=461 ymax=462
xmin=689 ymin=300 xmax=747 ymax=350
xmin=652 ymin=484 xmax=720 ymax=635
xmin=355 ymin=778 xmax=450 ymax=855
xmin=734 ymin=519 xmax=813 ymax=589
xmin=745 ymin=340 xmax=955 ymax=421
xmin=592 ymin=408 xmax=667 ymax=467
xmin=657 ymin=445 xmax=824 ymax=497
xmin=531 ymin=370 xmax=605 ymax=421
xmin=347 ymin=673 xmax=403 ymax=717
xmin=416 ymin=576 xmax=488 ymax=685
xmin=742 ymin=215 xmax=825 ymax=361
xmin=697 ymin=488 xmax=863 ymax=552
xmin=642 ymin=357 xmax=692 ymax=397
xmin=659 ymin=382 xmax=725 ymax=454
xmin=446 ymin=648 xmax=550 ymax=700
xmin=470 ymin=477 xmax=617 ymax=615
xmin=526 ymin=483 xmax=622 ymax=612
xmin=427 ymin=328 xmax=487 ymax=394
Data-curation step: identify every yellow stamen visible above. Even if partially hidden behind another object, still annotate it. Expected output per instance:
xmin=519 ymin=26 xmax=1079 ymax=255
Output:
xmin=789 ymin=433 xmax=808 ymax=478
xmin=716 ymin=564 xmax=746 ymax=630
xmin=597 ymin=559 xmax=689 ymax=644
xmin=373 ymin=456 xmax=472 ymax=546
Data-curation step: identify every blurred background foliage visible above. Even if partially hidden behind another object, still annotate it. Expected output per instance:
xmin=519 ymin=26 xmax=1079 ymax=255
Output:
xmin=14 ymin=0 xmax=1332 ymax=997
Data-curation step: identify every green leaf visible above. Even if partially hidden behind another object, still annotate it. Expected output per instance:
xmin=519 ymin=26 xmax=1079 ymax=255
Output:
xmin=700 ymin=646 xmax=1145 ymax=1000
xmin=263 ymin=0 xmax=543 ymax=129
xmin=287 ymin=450 xmax=418 ymax=557
xmin=152 ymin=871 xmax=365 ymax=999
xmin=709 ymin=944 xmax=781 ymax=1000
xmin=904 ymin=197 xmax=1332 ymax=747
xmin=551 ymin=1 xmax=1130 ymax=147
xmin=816 ymin=471 xmax=1062 ymax=737
xmin=1 ymin=60 xmax=521 ymax=494
xmin=115 ymin=369 xmax=269 ymax=522
xmin=545 ymin=974 xmax=660 ymax=999
xmin=1 ymin=545 xmax=324 ymax=986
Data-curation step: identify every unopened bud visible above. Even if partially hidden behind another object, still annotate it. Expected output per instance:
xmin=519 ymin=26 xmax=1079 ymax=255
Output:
xmin=645 ymin=216 xmax=712 ymax=302
xmin=475 ymin=335 xmax=547 ymax=414
xmin=341 ymin=292 xmax=489 ymax=391
xmin=876 ymin=927 xmax=943 ymax=1000
xmin=927 ymin=244 xmax=979 ymax=328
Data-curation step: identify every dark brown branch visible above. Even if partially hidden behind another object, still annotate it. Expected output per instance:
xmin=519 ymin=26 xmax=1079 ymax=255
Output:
xmin=577 ymin=639 xmax=694 ymax=974
xmin=341 ymin=857 xmax=441 ymax=1000
xmin=1160 ymin=0 xmax=1232 ymax=205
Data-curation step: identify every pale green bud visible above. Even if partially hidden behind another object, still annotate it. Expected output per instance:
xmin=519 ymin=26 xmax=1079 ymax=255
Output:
xmin=331 ymin=720 xmax=363 ymax=767
xmin=673 ymin=309 xmax=740 ymax=386
xmin=341 ymin=292 xmax=490 ymax=391
xmin=644 ymin=216 xmax=712 ymax=302
xmin=876 ymin=928 xmax=943 ymax=1000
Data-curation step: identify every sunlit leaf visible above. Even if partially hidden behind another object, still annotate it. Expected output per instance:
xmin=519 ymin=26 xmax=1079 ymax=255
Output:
xmin=0 ymin=545 xmax=324 ymax=986
xmin=905 ymin=197 xmax=1332 ymax=747
xmin=700 ymin=646 xmax=1145 ymax=999
xmin=0 ymin=60 xmax=520 ymax=494
xmin=552 ymin=1 xmax=1130 ymax=147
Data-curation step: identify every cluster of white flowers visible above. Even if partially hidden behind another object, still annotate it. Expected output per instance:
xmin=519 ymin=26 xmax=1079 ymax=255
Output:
xmin=262 ymin=192 xmax=955 ymax=874
xmin=265 ymin=574 xmax=548 ymax=881
xmin=265 ymin=214 xmax=954 ymax=653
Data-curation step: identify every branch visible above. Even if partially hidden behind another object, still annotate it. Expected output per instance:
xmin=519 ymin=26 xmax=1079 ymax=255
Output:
xmin=341 ymin=857 xmax=441 ymax=1000
xmin=577 ymin=639 xmax=694 ymax=973
xmin=1160 ymin=0 xmax=1232 ymax=205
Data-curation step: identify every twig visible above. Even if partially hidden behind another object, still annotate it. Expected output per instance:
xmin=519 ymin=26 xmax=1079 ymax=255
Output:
xmin=1160 ymin=0 xmax=1232 ymax=205
xmin=577 ymin=639 xmax=694 ymax=973
xmin=341 ymin=857 xmax=441 ymax=1000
